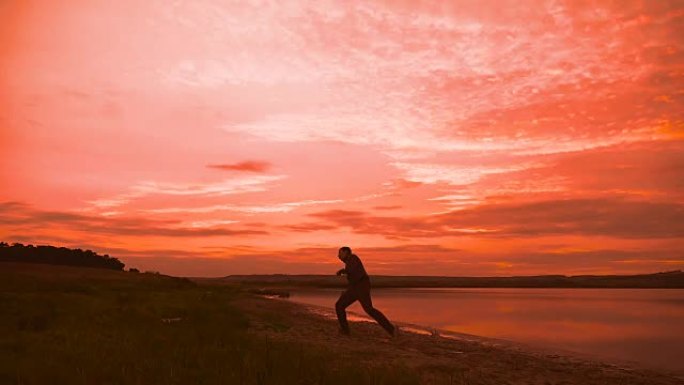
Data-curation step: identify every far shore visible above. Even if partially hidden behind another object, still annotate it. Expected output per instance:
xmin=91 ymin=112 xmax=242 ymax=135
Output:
xmin=195 ymin=270 xmax=684 ymax=289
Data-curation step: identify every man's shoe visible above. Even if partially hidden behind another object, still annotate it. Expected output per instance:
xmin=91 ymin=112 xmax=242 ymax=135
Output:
xmin=339 ymin=328 xmax=351 ymax=336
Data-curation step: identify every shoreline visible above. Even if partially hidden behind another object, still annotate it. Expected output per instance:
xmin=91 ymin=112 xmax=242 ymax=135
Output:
xmin=236 ymin=294 xmax=684 ymax=385
xmin=277 ymin=286 xmax=684 ymax=373
xmin=3 ymin=262 xmax=683 ymax=385
xmin=286 ymin=298 xmax=683 ymax=374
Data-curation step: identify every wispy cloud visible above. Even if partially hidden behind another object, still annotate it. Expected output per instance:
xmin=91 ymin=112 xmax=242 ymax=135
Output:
xmin=131 ymin=175 xmax=285 ymax=196
xmin=101 ymin=244 xmax=684 ymax=277
xmin=1 ymin=202 xmax=267 ymax=238
xmin=307 ymin=196 xmax=684 ymax=240
xmin=207 ymin=160 xmax=271 ymax=173
xmin=143 ymin=199 xmax=343 ymax=215
xmin=391 ymin=162 xmax=540 ymax=185
xmin=86 ymin=175 xmax=286 ymax=210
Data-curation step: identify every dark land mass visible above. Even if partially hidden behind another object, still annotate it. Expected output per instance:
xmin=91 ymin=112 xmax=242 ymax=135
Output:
xmin=207 ymin=270 xmax=684 ymax=289
xmin=2 ymin=261 xmax=683 ymax=385
xmin=0 ymin=242 xmax=125 ymax=271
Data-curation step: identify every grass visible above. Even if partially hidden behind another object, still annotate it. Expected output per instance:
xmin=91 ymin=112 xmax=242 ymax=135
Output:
xmin=0 ymin=263 xmax=418 ymax=385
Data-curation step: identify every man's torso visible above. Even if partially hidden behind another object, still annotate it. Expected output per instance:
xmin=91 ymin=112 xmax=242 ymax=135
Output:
xmin=345 ymin=254 xmax=369 ymax=285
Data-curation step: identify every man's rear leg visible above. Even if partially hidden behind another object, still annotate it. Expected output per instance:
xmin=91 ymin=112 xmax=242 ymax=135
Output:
xmin=358 ymin=290 xmax=395 ymax=336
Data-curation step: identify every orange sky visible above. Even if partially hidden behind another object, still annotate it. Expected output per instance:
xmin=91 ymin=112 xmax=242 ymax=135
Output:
xmin=1 ymin=0 xmax=683 ymax=277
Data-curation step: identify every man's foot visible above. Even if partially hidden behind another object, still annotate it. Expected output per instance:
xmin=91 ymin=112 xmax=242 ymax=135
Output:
xmin=339 ymin=327 xmax=351 ymax=336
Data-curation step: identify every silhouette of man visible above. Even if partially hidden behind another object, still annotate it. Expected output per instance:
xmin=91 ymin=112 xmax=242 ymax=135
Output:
xmin=335 ymin=246 xmax=395 ymax=336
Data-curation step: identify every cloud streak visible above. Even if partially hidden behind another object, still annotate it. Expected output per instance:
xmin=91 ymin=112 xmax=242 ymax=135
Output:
xmin=0 ymin=202 xmax=267 ymax=238
xmin=307 ymin=196 xmax=684 ymax=239
xmin=207 ymin=160 xmax=271 ymax=173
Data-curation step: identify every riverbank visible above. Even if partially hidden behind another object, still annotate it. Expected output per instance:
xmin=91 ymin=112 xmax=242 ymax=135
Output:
xmin=236 ymin=294 xmax=684 ymax=385
xmin=3 ymin=262 xmax=683 ymax=385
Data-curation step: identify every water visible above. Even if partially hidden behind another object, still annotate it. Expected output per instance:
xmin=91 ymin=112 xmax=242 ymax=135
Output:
xmin=288 ymin=288 xmax=684 ymax=372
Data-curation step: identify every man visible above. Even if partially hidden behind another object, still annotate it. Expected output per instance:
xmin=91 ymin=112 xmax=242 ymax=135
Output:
xmin=335 ymin=246 xmax=395 ymax=337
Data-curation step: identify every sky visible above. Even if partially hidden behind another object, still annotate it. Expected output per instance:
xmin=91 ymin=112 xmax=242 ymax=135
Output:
xmin=1 ymin=0 xmax=683 ymax=277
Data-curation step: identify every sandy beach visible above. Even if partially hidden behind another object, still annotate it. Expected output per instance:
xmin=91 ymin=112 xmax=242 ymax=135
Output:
xmin=236 ymin=295 xmax=684 ymax=385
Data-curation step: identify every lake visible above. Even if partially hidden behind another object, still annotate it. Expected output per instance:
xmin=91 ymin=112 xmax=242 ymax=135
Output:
xmin=288 ymin=288 xmax=684 ymax=373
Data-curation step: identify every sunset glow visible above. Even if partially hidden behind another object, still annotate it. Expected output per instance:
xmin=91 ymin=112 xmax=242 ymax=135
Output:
xmin=1 ymin=0 xmax=683 ymax=276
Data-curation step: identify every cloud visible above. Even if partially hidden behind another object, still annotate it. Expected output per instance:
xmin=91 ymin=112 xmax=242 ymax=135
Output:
xmin=131 ymin=175 xmax=285 ymax=196
xmin=116 ymin=244 xmax=466 ymax=276
xmin=0 ymin=202 xmax=267 ymax=238
xmin=499 ymin=249 xmax=684 ymax=267
xmin=307 ymin=196 xmax=684 ymax=240
xmin=391 ymin=161 xmax=539 ymax=185
xmin=86 ymin=174 xmax=287 ymax=210
xmin=437 ymin=197 xmax=684 ymax=239
xmin=308 ymin=209 xmax=447 ymax=239
xmin=213 ymin=0 xmax=682 ymax=162
xmin=207 ymin=160 xmax=271 ymax=172
xmin=373 ymin=205 xmax=402 ymax=211
xmin=0 ymin=201 xmax=27 ymax=213
xmin=282 ymin=222 xmax=338 ymax=232
xmin=122 ymin=255 xmax=338 ymax=277
xmin=62 ymin=243 xmax=683 ymax=277
xmin=184 ymin=219 xmax=240 ymax=228
xmin=143 ymin=199 xmax=344 ymax=215
xmin=449 ymin=139 xmax=684 ymax=202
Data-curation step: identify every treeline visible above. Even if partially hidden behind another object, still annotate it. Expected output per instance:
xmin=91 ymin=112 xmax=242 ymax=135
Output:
xmin=0 ymin=242 xmax=125 ymax=271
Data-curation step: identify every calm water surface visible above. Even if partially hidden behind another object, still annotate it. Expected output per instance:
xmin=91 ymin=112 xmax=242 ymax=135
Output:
xmin=289 ymin=288 xmax=684 ymax=372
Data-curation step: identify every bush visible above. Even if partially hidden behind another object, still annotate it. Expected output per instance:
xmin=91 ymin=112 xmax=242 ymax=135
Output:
xmin=0 ymin=242 xmax=125 ymax=270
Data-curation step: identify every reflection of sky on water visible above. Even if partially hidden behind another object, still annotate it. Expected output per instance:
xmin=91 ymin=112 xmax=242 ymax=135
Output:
xmin=289 ymin=288 xmax=684 ymax=372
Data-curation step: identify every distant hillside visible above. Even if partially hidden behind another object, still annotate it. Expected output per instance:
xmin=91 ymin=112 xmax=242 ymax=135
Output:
xmin=217 ymin=271 xmax=684 ymax=289
xmin=0 ymin=242 xmax=125 ymax=271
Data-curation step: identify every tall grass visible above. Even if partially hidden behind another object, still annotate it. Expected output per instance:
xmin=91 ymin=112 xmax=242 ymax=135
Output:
xmin=0 ymin=264 xmax=418 ymax=385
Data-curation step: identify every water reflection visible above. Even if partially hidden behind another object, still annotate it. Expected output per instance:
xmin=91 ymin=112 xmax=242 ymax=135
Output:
xmin=289 ymin=288 xmax=684 ymax=372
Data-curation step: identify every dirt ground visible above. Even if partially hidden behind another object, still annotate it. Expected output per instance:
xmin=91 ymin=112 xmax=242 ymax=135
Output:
xmin=235 ymin=295 xmax=684 ymax=385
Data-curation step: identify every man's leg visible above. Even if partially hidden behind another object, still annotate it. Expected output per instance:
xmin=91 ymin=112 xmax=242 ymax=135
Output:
xmin=335 ymin=288 xmax=358 ymax=334
xmin=357 ymin=281 xmax=395 ymax=336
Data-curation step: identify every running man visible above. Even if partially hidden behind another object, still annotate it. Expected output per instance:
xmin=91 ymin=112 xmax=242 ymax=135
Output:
xmin=335 ymin=246 xmax=396 ymax=336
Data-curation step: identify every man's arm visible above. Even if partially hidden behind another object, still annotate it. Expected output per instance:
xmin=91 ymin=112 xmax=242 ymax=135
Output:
xmin=336 ymin=268 xmax=346 ymax=276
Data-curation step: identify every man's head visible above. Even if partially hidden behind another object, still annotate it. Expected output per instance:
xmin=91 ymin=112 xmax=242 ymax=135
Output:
xmin=338 ymin=246 xmax=352 ymax=261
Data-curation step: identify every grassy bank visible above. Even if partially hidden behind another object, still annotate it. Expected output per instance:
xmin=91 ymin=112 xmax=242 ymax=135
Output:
xmin=1 ymin=263 xmax=416 ymax=385
xmin=3 ymin=263 xmax=683 ymax=385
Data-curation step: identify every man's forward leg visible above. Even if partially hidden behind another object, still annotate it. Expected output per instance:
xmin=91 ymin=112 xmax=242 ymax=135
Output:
xmin=335 ymin=288 xmax=357 ymax=335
